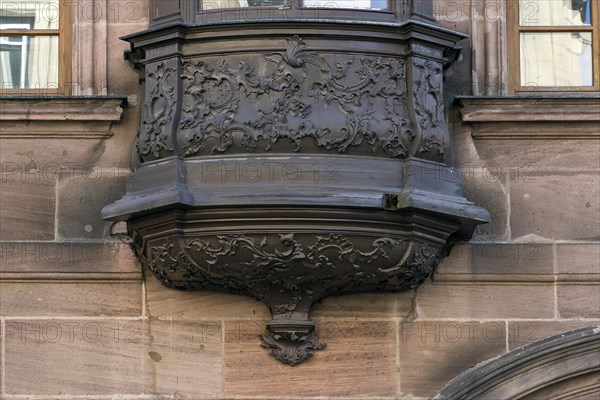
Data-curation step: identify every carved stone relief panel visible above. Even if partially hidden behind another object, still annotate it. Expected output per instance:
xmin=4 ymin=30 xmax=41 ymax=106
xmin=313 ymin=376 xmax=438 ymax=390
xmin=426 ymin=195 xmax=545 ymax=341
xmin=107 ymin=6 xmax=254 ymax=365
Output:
xmin=410 ymin=58 xmax=448 ymax=160
xmin=137 ymin=60 xmax=179 ymax=162
xmin=177 ymin=36 xmax=416 ymax=159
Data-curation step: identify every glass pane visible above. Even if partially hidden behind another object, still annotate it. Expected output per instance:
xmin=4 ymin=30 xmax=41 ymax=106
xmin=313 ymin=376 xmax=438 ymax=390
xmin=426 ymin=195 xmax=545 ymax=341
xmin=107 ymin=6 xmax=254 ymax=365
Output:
xmin=303 ymin=0 xmax=387 ymax=9
xmin=0 ymin=0 xmax=59 ymax=29
xmin=202 ymin=0 xmax=285 ymax=10
xmin=0 ymin=35 xmax=59 ymax=89
xmin=519 ymin=0 xmax=591 ymax=26
xmin=520 ymin=32 xmax=593 ymax=86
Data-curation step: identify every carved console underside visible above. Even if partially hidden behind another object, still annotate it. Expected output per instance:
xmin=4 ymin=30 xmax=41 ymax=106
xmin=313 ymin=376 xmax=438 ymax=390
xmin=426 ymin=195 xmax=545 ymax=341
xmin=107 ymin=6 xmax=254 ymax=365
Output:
xmin=104 ymin=21 xmax=490 ymax=365
xmin=130 ymin=208 xmax=454 ymax=365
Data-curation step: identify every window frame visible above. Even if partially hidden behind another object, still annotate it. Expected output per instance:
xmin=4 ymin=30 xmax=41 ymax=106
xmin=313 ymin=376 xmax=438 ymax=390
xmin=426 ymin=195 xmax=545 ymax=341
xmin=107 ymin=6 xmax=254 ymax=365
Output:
xmin=199 ymin=0 xmax=392 ymax=11
xmin=507 ymin=0 xmax=600 ymax=94
xmin=194 ymin=0 xmax=396 ymax=24
xmin=0 ymin=0 xmax=71 ymax=95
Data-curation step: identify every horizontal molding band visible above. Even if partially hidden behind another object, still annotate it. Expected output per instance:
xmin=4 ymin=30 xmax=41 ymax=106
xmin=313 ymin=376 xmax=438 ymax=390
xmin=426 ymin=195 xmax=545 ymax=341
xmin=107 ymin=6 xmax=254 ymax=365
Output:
xmin=0 ymin=131 xmax=113 ymax=139
xmin=456 ymin=96 xmax=600 ymax=140
xmin=0 ymin=272 xmax=142 ymax=281
xmin=435 ymin=273 xmax=600 ymax=283
xmin=0 ymin=97 xmax=126 ymax=140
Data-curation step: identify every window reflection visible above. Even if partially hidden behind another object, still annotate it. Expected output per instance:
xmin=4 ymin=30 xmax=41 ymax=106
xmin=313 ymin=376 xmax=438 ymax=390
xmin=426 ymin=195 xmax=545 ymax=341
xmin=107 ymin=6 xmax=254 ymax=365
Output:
xmin=519 ymin=0 xmax=591 ymax=26
xmin=303 ymin=0 xmax=387 ymax=9
xmin=0 ymin=35 xmax=58 ymax=89
xmin=0 ymin=0 xmax=59 ymax=30
xmin=202 ymin=0 xmax=285 ymax=10
xmin=202 ymin=0 xmax=387 ymax=9
xmin=520 ymin=32 xmax=593 ymax=86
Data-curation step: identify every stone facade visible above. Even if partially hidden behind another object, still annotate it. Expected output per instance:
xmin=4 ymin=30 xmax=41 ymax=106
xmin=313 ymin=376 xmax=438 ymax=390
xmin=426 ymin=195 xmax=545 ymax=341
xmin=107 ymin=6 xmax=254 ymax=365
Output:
xmin=0 ymin=0 xmax=598 ymax=399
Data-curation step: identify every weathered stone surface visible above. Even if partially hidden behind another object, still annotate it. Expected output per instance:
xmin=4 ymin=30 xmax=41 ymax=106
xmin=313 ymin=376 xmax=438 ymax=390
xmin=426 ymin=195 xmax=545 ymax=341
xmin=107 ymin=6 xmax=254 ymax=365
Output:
xmin=510 ymin=174 xmax=600 ymax=240
xmin=508 ymin=321 xmax=600 ymax=350
xmin=312 ymin=291 xmax=415 ymax=320
xmin=0 ymin=138 xmax=110 ymax=174
xmin=0 ymin=98 xmax=124 ymax=124
xmin=4 ymin=319 xmax=148 ymax=395
xmin=558 ymin=284 xmax=600 ymax=318
xmin=459 ymin=98 xmax=600 ymax=126
xmin=0 ymin=242 xmax=138 ymax=276
xmin=3 ymin=317 xmax=222 ymax=397
xmin=557 ymin=244 xmax=600 ymax=275
xmin=223 ymin=321 xmax=397 ymax=397
xmin=148 ymin=319 xmax=222 ymax=397
xmin=0 ymin=282 xmax=142 ymax=317
xmin=57 ymin=172 xmax=127 ymax=238
xmin=144 ymin=270 xmax=270 ymax=320
xmin=435 ymin=243 xmax=470 ymax=273
xmin=417 ymin=281 xmax=555 ymax=319
xmin=107 ymin=23 xmax=148 ymax=95
xmin=436 ymin=243 xmax=554 ymax=281
xmin=0 ymin=322 xmax=2 ymax=394
xmin=461 ymin=167 xmax=508 ymax=240
xmin=455 ymin=134 xmax=600 ymax=173
xmin=399 ymin=320 xmax=506 ymax=397
xmin=93 ymin=105 xmax=141 ymax=168
xmin=469 ymin=242 xmax=553 ymax=277
xmin=0 ymin=173 xmax=55 ymax=240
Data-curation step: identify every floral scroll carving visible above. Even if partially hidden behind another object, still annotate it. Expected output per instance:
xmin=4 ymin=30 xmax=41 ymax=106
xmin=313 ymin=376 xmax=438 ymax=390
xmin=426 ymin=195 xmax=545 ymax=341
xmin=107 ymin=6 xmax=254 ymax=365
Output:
xmin=413 ymin=59 xmax=447 ymax=160
xmin=178 ymin=36 xmax=415 ymax=158
xmin=137 ymin=62 xmax=177 ymax=159
xmin=144 ymin=233 xmax=438 ymax=296
xmin=140 ymin=231 xmax=440 ymax=365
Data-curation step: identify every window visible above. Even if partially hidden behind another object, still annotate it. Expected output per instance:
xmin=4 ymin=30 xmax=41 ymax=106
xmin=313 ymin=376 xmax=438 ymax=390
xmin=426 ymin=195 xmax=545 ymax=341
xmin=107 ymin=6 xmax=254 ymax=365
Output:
xmin=508 ymin=0 xmax=599 ymax=93
xmin=0 ymin=0 xmax=70 ymax=93
xmin=200 ymin=0 xmax=389 ymax=12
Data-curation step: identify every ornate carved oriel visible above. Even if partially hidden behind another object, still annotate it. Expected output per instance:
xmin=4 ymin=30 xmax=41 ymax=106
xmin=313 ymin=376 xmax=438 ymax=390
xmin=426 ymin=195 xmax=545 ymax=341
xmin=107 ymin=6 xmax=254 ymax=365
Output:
xmin=103 ymin=1 xmax=490 ymax=366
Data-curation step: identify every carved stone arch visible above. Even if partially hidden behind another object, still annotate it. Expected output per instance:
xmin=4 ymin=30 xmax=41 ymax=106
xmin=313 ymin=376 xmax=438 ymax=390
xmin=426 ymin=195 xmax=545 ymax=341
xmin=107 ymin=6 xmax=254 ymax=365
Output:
xmin=435 ymin=325 xmax=600 ymax=399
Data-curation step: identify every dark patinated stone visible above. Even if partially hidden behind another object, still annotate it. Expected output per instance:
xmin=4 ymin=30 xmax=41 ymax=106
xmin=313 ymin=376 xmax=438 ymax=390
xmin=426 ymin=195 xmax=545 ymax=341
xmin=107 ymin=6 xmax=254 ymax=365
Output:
xmin=103 ymin=1 xmax=490 ymax=365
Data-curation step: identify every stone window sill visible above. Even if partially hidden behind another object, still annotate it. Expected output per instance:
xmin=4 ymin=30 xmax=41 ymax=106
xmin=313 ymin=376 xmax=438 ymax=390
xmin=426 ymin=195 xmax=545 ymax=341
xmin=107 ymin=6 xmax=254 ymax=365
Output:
xmin=0 ymin=96 xmax=127 ymax=139
xmin=456 ymin=95 xmax=600 ymax=140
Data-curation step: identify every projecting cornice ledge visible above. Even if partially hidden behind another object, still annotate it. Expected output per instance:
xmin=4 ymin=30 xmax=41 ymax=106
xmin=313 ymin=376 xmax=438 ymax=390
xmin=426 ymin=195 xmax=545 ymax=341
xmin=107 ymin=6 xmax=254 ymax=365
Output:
xmin=456 ymin=96 xmax=600 ymax=140
xmin=0 ymin=96 xmax=128 ymax=139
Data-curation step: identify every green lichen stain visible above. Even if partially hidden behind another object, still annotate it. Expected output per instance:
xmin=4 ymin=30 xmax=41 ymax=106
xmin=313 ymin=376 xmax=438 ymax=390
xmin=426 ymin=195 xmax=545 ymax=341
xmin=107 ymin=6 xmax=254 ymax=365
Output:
xmin=148 ymin=351 xmax=162 ymax=362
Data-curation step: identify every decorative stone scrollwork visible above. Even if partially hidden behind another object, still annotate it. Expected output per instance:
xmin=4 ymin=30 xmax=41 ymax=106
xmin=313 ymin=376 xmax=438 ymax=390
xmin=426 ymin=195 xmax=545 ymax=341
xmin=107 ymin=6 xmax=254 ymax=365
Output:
xmin=178 ymin=36 xmax=414 ymax=159
xmin=137 ymin=62 xmax=177 ymax=160
xmin=144 ymin=233 xmax=439 ymax=296
xmin=413 ymin=59 xmax=447 ymax=160
xmin=260 ymin=332 xmax=326 ymax=366
xmin=104 ymin=19 xmax=491 ymax=366
xmin=135 ymin=224 xmax=444 ymax=366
